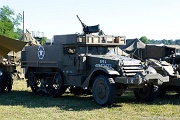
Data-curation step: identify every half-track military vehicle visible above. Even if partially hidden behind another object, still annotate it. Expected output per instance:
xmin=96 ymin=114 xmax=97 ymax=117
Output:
xmin=136 ymin=44 xmax=180 ymax=97
xmin=21 ymin=16 xmax=168 ymax=106
xmin=147 ymin=59 xmax=180 ymax=97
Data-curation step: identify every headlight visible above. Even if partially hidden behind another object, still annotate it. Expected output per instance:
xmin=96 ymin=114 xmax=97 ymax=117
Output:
xmin=0 ymin=71 xmax=3 ymax=76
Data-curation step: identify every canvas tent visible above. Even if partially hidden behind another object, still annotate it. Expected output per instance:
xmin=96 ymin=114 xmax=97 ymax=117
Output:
xmin=121 ymin=38 xmax=146 ymax=60
xmin=123 ymin=38 xmax=146 ymax=51
xmin=0 ymin=35 xmax=27 ymax=56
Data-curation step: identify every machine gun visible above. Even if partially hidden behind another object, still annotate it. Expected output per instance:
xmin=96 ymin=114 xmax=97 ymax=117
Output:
xmin=76 ymin=15 xmax=100 ymax=34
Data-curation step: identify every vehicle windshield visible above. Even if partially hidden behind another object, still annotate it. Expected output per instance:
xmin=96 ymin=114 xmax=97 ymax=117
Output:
xmin=79 ymin=46 xmax=118 ymax=55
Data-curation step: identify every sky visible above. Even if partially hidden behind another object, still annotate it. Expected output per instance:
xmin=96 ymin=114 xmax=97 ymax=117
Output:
xmin=1 ymin=0 xmax=180 ymax=40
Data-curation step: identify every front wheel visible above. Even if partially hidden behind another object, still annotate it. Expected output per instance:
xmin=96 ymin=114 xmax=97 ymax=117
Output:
xmin=92 ymin=75 xmax=116 ymax=106
xmin=134 ymin=85 xmax=158 ymax=102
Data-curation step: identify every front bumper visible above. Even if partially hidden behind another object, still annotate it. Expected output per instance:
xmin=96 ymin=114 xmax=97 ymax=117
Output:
xmin=115 ymin=73 xmax=169 ymax=86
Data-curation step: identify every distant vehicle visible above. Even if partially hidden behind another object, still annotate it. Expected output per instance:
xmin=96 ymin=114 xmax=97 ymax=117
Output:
xmin=146 ymin=58 xmax=180 ymax=98
xmin=0 ymin=35 xmax=26 ymax=93
xmin=126 ymin=43 xmax=180 ymax=97
xmin=21 ymin=16 xmax=168 ymax=106
xmin=0 ymin=69 xmax=13 ymax=92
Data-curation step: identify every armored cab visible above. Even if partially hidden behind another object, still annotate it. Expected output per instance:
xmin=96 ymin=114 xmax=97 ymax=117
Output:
xmin=21 ymin=16 xmax=169 ymax=106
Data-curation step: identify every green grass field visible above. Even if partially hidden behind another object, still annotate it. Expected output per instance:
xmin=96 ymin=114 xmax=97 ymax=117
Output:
xmin=0 ymin=80 xmax=180 ymax=120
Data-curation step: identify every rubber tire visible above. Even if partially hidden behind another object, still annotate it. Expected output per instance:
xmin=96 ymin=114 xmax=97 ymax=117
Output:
xmin=158 ymin=85 xmax=166 ymax=98
xmin=134 ymin=85 xmax=158 ymax=102
xmin=92 ymin=75 xmax=116 ymax=106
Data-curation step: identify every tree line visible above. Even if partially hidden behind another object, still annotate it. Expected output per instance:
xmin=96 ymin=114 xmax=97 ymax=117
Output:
xmin=140 ymin=36 xmax=180 ymax=45
xmin=148 ymin=39 xmax=180 ymax=45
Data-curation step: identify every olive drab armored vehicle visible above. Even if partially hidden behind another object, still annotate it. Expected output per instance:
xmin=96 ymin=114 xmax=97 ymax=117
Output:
xmin=135 ymin=44 xmax=180 ymax=98
xmin=147 ymin=59 xmax=180 ymax=98
xmin=21 ymin=16 xmax=169 ymax=106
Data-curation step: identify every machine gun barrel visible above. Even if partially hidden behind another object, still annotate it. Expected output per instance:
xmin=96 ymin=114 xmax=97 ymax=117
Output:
xmin=76 ymin=15 xmax=100 ymax=34
xmin=76 ymin=15 xmax=86 ymax=29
